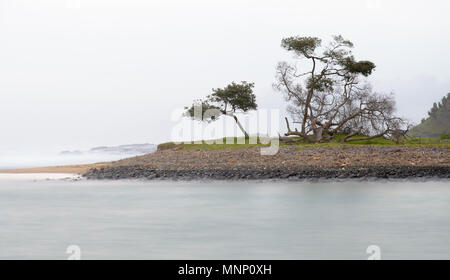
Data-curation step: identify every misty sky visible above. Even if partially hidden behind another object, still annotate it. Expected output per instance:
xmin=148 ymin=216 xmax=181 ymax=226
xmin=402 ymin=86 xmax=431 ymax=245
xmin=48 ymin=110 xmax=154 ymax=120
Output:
xmin=1 ymin=0 xmax=449 ymax=154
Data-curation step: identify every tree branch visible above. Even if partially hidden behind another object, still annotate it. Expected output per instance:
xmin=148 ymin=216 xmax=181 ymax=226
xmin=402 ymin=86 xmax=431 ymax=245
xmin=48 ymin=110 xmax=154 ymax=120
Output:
xmin=343 ymin=130 xmax=388 ymax=142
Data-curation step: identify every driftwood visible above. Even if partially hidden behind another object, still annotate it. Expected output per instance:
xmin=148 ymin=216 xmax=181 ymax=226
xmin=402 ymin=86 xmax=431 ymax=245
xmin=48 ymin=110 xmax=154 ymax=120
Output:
xmin=389 ymin=127 xmax=411 ymax=144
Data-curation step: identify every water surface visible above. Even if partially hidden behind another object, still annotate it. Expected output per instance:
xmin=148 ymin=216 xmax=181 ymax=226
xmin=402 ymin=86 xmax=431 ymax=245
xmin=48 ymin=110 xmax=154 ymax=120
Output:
xmin=0 ymin=175 xmax=449 ymax=259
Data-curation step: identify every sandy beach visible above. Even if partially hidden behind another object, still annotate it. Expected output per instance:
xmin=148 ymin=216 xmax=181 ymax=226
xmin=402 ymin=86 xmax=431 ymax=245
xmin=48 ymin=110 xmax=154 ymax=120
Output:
xmin=0 ymin=163 xmax=107 ymax=175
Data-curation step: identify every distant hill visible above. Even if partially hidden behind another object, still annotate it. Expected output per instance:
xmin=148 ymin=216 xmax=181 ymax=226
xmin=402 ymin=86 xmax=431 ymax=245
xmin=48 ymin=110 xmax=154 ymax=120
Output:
xmin=89 ymin=144 xmax=157 ymax=155
xmin=60 ymin=143 xmax=157 ymax=156
xmin=410 ymin=93 xmax=450 ymax=137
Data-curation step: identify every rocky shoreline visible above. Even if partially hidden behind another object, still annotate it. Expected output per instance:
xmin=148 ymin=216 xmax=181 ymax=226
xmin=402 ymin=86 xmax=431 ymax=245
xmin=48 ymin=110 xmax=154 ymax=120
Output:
xmin=83 ymin=165 xmax=450 ymax=180
xmin=82 ymin=145 xmax=450 ymax=181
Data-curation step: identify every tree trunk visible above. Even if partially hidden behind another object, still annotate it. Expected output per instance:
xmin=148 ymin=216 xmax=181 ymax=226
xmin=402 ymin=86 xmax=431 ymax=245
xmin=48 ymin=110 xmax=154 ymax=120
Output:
xmin=341 ymin=128 xmax=363 ymax=143
xmin=231 ymin=114 xmax=249 ymax=139
xmin=343 ymin=130 xmax=388 ymax=142
xmin=313 ymin=127 xmax=323 ymax=142
xmin=284 ymin=117 xmax=311 ymax=142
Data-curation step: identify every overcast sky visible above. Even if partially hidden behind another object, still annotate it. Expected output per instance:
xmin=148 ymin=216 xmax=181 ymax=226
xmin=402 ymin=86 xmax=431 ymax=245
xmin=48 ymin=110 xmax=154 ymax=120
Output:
xmin=1 ymin=0 xmax=449 ymax=154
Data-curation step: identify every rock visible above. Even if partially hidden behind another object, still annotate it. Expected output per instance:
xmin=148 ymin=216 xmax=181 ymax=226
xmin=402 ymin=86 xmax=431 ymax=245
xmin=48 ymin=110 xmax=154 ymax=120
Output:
xmin=81 ymin=145 xmax=450 ymax=181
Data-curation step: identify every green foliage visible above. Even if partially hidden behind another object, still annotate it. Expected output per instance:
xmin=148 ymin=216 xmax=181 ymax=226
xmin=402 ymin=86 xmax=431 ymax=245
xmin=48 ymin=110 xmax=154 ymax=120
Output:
xmin=306 ymin=77 xmax=334 ymax=92
xmin=281 ymin=36 xmax=322 ymax=57
xmin=331 ymin=35 xmax=354 ymax=48
xmin=294 ymin=136 xmax=448 ymax=147
xmin=185 ymin=81 xmax=257 ymax=122
xmin=440 ymin=134 xmax=450 ymax=140
xmin=338 ymin=57 xmax=376 ymax=77
xmin=208 ymin=81 xmax=257 ymax=112
xmin=184 ymin=102 xmax=220 ymax=122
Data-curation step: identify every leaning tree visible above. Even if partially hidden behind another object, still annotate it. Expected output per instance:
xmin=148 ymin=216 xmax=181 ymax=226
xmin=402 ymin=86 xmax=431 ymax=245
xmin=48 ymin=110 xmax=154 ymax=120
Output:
xmin=274 ymin=35 xmax=405 ymax=143
xmin=185 ymin=81 xmax=257 ymax=139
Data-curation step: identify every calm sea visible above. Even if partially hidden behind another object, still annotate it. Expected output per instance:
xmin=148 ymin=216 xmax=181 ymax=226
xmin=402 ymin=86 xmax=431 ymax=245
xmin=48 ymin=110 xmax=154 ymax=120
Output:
xmin=0 ymin=174 xmax=449 ymax=259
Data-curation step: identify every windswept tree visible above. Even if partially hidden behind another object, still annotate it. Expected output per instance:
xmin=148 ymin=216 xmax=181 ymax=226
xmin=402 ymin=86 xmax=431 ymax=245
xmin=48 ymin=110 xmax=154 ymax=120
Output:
xmin=274 ymin=35 xmax=405 ymax=142
xmin=185 ymin=81 xmax=257 ymax=139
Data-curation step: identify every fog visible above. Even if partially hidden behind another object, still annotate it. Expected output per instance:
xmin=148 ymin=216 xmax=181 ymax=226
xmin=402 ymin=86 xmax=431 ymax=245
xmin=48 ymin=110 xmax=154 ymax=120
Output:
xmin=1 ymin=0 xmax=449 ymax=157
xmin=0 ymin=152 xmax=132 ymax=169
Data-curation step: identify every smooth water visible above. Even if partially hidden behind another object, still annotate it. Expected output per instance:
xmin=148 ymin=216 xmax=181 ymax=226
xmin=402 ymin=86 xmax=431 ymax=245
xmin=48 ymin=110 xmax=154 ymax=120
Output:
xmin=0 ymin=174 xmax=449 ymax=260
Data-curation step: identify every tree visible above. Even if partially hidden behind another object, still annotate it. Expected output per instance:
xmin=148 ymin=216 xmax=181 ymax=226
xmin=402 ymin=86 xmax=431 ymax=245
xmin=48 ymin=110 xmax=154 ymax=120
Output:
xmin=429 ymin=93 xmax=450 ymax=118
xmin=429 ymin=102 xmax=439 ymax=118
xmin=274 ymin=35 xmax=405 ymax=143
xmin=185 ymin=81 xmax=257 ymax=139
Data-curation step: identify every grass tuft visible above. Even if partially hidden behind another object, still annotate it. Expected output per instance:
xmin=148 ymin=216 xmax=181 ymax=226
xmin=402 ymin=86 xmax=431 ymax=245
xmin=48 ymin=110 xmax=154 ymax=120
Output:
xmin=157 ymin=136 xmax=450 ymax=151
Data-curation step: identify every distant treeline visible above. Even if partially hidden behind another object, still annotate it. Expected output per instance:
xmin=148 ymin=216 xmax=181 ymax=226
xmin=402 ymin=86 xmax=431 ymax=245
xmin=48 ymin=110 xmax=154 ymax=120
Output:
xmin=425 ymin=93 xmax=450 ymax=121
xmin=412 ymin=93 xmax=450 ymax=138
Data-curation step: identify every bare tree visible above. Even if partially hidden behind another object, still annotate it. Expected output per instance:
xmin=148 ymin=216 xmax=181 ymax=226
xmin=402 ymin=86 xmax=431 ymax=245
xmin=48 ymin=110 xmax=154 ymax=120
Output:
xmin=274 ymin=35 xmax=405 ymax=143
